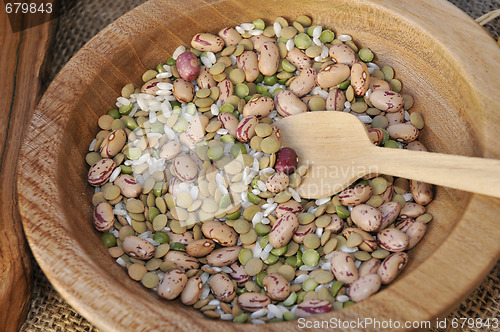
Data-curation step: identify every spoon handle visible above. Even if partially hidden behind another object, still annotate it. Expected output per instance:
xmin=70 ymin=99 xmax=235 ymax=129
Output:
xmin=370 ymin=147 xmax=500 ymax=198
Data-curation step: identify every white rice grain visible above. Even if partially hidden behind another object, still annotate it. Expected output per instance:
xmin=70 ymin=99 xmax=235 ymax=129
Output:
xmin=263 ymin=203 xmax=277 ymax=217
xmin=267 ymin=304 xmax=283 ymax=319
xmin=206 ymin=51 xmax=217 ymax=64
xmin=289 ymin=187 xmax=301 ymax=202
xmin=260 ymin=251 xmax=270 ymax=260
xmin=358 ymin=115 xmax=373 ymax=124
xmin=172 ymin=46 xmax=186 ymax=59
xmin=117 ymin=97 xmax=131 ymax=106
xmin=293 ymin=274 xmax=309 ymax=284
xmin=252 ymin=211 xmax=264 ymax=226
xmin=344 ymin=101 xmax=351 ymax=108
xmin=251 ymin=309 xmax=268 ymax=319
xmin=253 ymin=241 xmax=263 ymax=258
xmin=257 ymin=180 xmax=267 ymax=192
xmin=109 ymin=167 xmax=121 ymax=183
xmin=252 ymin=319 xmax=265 ymax=325
xmin=250 ymin=29 xmax=263 ymax=36
xmin=116 ymin=257 xmax=126 ymax=267
xmin=220 ymin=314 xmax=233 ymax=320
xmin=286 ymin=38 xmax=295 ymax=51
xmin=208 ymin=299 xmax=220 ymax=306
xmin=402 ymin=193 xmax=414 ymax=201
xmin=313 ymin=37 xmax=322 ymax=46
xmin=313 ymin=25 xmax=322 ymax=39
xmin=315 ymin=197 xmax=331 ymax=206
xmin=235 ymin=25 xmax=245 ymax=34
xmin=273 ymin=22 xmax=281 ymax=37
xmin=338 ymin=34 xmax=352 ymax=41
xmin=156 ymin=72 xmax=172 ymax=79
xmin=88 ymin=138 xmax=97 ymax=151
xmin=241 ymin=23 xmax=255 ymax=31
xmin=341 ymin=245 xmax=358 ymax=253
xmin=201 ymin=286 xmax=211 ymax=299
xmin=200 ymin=56 xmax=212 ymax=68
xmin=337 ymin=295 xmax=350 ymax=302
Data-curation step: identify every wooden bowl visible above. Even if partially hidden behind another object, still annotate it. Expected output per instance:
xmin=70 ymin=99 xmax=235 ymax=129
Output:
xmin=18 ymin=0 xmax=500 ymax=330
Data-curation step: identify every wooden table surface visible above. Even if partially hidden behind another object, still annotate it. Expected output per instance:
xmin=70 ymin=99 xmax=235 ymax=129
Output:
xmin=0 ymin=9 xmax=53 ymax=332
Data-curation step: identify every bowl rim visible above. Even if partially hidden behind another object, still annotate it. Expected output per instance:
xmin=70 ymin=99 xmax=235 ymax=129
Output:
xmin=17 ymin=0 xmax=500 ymax=331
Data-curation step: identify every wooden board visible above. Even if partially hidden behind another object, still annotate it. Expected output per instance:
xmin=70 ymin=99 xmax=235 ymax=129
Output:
xmin=0 ymin=9 xmax=54 ymax=332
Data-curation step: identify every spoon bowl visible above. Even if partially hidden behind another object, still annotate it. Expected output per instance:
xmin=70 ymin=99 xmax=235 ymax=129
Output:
xmin=277 ymin=112 xmax=500 ymax=199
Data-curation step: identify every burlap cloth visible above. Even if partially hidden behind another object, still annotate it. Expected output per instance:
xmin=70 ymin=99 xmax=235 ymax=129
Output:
xmin=20 ymin=0 xmax=500 ymax=331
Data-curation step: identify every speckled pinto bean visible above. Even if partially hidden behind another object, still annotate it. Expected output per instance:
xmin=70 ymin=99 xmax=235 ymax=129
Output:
xmin=266 ymin=172 xmax=289 ymax=193
xmin=378 ymin=201 xmax=401 ymax=230
xmin=159 ymin=141 xmax=181 ymax=161
xmin=237 ymin=292 xmax=271 ymax=312
xmin=88 ymin=158 xmax=116 ymax=186
xmin=349 ymin=273 xmax=382 ymax=302
xmin=206 ymin=246 xmax=242 ymax=266
xmin=218 ymin=27 xmax=242 ymax=46
xmin=258 ymin=42 xmax=280 ymax=76
xmin=400 ymin=202 xmax=425 ymax=218
xmin=217 ymin=79 xmax=233 ymax=104
xmin=316 ymin=64 xmax=350 ymax=89
xmin=385 ymin=108 xmax=405 ymax=125
xmin=379 ymin=184 xmax=394 ymax=204
xmin=387 ymin=123 xmax=419 ymax=143
xmin=167 ymin=231 xmax=194 ymax=245
xmin=275 ymin=200 xmax=304 ymax=218
xmin=186 ymin=239 xmax=215 ymax=257
xmin=173 ymin=78 xmax=195 ymax=103
xmin=410 ymin=180 xmax=434 ymax=205
xmin=289 ymin=67 xmax=317 ymax=97
xmin=367 ymin=128 xmax=385 ymax=146
xmin=269 ymin=212 xmax=299 ymax=248
xmin=93 ymin=202 xmax=114 ymax=231
xmin=185 ymin=114 xmax=209 ymax=144
xmin=330 ymin=251 xmax=359 ymax=284
xmin=176 ymin=51 xmax=200 ymax=81
xmin=406 ymin=141 xmax=428 ymax=151
xmin=295 ymin=300 xmax=333 ymax=318
xmin=293 ymin=222 xmax=317 ymax=244
xmin=114 ymin=174 xmax=142 ymax=198
xmin=275 ymin=90 xmax=308 ymax=117
xmin=181 ymin=276 xmax=204 ymax=305
xmin=218 ymin=112 xmax=239 ymax=137
xmin=191 ymin=33 xmax=224 ymax=52
xmin=201 ymin=220 xmax=238 ymax=246
xmin=250 ymin=35 xmax=276 ymax=50
xmin=329 ymin=43 xmax=356 ymax=66
xmin=209 ymin=274 xmax=236 ymax=302
xmin=377 ymin=252 xmax=409 ymax=284
xmin=405 ymin=220 xmax=427 ymax=249
xmin=141 ymin=78 xmax=169 ymax=95
xmin=285 ymin=47 xmax=311 ymax=70
xmin=100 ymin=129 xmax=126 ymax=158
xmin=262 ymin=273 xmax=291 ymax=300
xmin=172 ymin=154 xmax=198 ymax=183
xmin=358 ymin=258 xmax=381 ymax=277
xmin=164 ymin=251 xmax=200 ymax=271
xmin=342 ymin=228 xmax=377 ymax=252
xmin=228 ymin=262 xmax=250 ymax=286
xmin=236 ymin=116 xmax=258 ymax=142
xmin=338 ymin=184 xmax=373 ymax=206
xmin=122 ymin=236 xmax=154 ymax=260
xmin=377 ymin=228 xmax=409 ymax=252
xmin=350 ymin=62 xmax=370 ymax=96
xmin=325 ymin=214 xmax=344 ymax=233
xmin=369 ymin=89 xmax=404 ymax=112
xmin=350 ymin=204 xmax=382 ymax=232
xmin=237 ymin=51 xmax=260 ymax=82
xmin=158 ymin=269 xmax=187 ymax=300
xmin=369 ymin=77 xmax=390 ymax=91
xmin=242 ymin=96 xmax=274 ymax=118
xmin=326 ymin=87 xmax=347 ymax=112
xmin=197 ymin=66 xmax=216 ymax=89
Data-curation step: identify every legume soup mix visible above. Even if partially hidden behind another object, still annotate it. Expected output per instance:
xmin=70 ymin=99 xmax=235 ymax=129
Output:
xmin=86 ymin=15 xmax=433 ymax=323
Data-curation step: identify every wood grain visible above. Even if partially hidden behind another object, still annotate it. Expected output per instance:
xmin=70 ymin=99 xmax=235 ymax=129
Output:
xmin=0 ymin=9 xmax=54 ymax=332
xmin=278 ymin=112 xmax=500 ymax=199
xmin=16 ymin=0 xmax=500 ymax=331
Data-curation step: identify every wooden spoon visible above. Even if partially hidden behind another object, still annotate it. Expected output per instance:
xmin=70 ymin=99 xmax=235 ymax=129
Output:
xmin=276 ymin=112 xmax=500 ymax=199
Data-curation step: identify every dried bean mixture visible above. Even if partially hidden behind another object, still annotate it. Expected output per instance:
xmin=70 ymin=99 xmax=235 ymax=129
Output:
xmin=86 ymin=15 xmax=434 ymax=323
